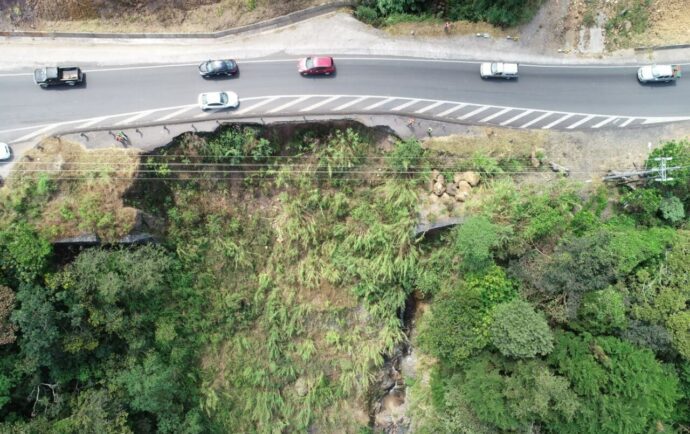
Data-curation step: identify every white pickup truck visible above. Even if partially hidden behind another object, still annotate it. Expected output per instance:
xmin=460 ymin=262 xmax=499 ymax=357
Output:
xmin=637 ymin=64 xmax=681 ymax=83
xmin=480 ymin=62 xmax=519 ymax=79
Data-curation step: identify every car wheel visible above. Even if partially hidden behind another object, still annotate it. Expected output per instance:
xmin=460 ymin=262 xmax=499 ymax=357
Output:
xmin=325 ymin=72 xmax=331 ymax=76
xmin=39 ymin=84 xmax=48 ymax=88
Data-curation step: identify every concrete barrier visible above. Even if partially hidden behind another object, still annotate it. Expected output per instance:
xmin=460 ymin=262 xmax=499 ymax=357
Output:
xmin=634 ymin=43 xmax=690 ymax=52
xmin=0 ymin=1 xmax=356 ymax=39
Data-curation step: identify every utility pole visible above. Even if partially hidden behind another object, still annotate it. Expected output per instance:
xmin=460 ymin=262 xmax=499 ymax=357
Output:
xmin=653 ymin=157 xmax=673 ymax=182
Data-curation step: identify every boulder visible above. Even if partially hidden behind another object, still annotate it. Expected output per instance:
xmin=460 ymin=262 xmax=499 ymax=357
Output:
xmin=433 ymin=181 xmax=446 ymax=196
xmin=436 ymin=173 xmax=446 ymax=185
xmin=457 ymin=180 xmax=472 ymax=193
xmin=462 ymin=171 xmax=481 ymax=187
xmin=456 ymin=191 xmax=470 ymax=202
xmin=446 ymin=182 xmax=458 ymax=196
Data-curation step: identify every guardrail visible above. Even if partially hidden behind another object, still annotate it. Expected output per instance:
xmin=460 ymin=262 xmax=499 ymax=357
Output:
xmin=0 ymin=1 xmax=355 ymax=39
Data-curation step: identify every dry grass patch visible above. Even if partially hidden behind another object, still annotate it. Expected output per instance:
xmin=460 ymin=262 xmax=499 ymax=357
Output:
xmin=424 ymin=127 xmax=546 ymax=158
xmin=385 ymin=20 xmax=508 ymax=38
xmin=7 ymin=138 xmax=141 ymax=241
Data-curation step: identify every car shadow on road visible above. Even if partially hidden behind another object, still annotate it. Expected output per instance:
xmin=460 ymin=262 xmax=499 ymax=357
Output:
xmin=202 ymin=71 xmax=240 ymax=80
xmin=301 ymin=71 xmax=337 ymax=79
xmin=637 ymin=80 xmax=677 ymax=88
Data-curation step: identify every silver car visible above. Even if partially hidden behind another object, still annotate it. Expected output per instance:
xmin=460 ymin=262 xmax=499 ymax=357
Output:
xmin=0 ymin=143 xmax=11 ymax=161
xmin=637 ymin=64 xmax=681 ymax=83
xmin=480 ymin=62 xmax=519 ymax=79
xmin=198 ymin=91 xmax=240 ymax=110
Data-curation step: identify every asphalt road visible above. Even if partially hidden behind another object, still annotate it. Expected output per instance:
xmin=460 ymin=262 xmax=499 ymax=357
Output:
xmin=1 ymin=57 xmax=689 ymax=134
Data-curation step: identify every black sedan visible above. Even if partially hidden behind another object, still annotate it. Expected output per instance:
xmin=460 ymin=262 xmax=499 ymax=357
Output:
xmin=198 ymin=59 xmax=239 ymax=78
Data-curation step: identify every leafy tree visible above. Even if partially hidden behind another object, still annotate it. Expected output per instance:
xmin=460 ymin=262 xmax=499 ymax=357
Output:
xmin=0 ymin=285 xmax=16 ymax=345
xmin=660 ymin=196 xmax=685 ymax=223
xmin=420 ymin=267 xmax=517 ymax=367
xmin=621 ymin=189 xmax=662 ymax=225
xmin=52 ymin=389 xmax=132 ymax=434
xmin=11 ymin=283 xmax=59 ymax=373
xmin=548 ymin=332 xmax=680 ymax=434
xmin=490 ymin=299 xmax=553 ymax=358
xmin=647 ymin=139 xmax=690 ymax=202
xmin=0 ymin=224 xmax=52 ymax=283
xmin=454 ymin=217 xmax=506 ymax=273
xmin=576 ymin=287 xmax=627 ymax=335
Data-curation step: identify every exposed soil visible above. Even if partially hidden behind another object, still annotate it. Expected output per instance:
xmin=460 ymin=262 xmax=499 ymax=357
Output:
xmin=0 ymin=0 xmax=330 ymax=33
xmin=628 ymin=0 xmax=690 ymax=47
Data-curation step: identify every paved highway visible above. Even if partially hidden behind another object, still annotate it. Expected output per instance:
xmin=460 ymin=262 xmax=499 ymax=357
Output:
xmin=1 ymin=57 xmax=689 ymax=143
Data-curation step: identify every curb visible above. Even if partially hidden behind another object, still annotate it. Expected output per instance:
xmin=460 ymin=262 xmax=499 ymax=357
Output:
xmin=0 ymin=1 xmax=355 ymax=39
xmin=634 ymin=43 xmax=690 ymax=52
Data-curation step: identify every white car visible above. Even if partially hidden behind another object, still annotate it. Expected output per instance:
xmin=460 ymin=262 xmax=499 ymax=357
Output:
xmin=637 ymin=64 xmax=681 ymax=83
xmin=480 ymin=62 xmax=519 ymax=79
xmin=0 ymin=143 xmax=11 ymax=161
xmin=198 ymin=91 xmax=239 ymax=110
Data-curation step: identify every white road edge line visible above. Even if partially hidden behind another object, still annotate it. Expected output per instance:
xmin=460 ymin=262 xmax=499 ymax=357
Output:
xmin=566 ymin=115 xmax=595 ymax=129
xmin=520 ymin=112 xmax=553 ymax=129
xmin=591 ymin=116 xmax=616 ymax=128
xmin=300 ymin=95 xmax=341 ymax=112
xmin=437 ymin=104 xmax=466 ymax=117
xmin=416 ymin=101 xmax=445 ymax=114
xmin=267 ymin=96 xmax=311 ymax=113
xmin=480 ymin=108 xmax=512 ymax=123
xmin=459 ymin=105 xmax=490 ymax=120
xmin=542 ymin=113 xmax=574 ymax=129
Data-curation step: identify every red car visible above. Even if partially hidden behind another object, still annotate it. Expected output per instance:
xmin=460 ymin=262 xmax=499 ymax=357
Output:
xmin=298 ymin=56 xmax=336 ymax=76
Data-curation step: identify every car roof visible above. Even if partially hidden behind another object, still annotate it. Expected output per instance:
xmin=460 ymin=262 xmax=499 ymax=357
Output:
xmin=312 ymin=57 xmax=333 ymax=67
xmin=204 ymin=92 xmax=224 ymax=104
xmin=652 ymin=65 xmax=673 ymax=76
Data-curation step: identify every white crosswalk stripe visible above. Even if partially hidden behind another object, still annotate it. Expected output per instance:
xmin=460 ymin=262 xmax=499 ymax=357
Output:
xmin=500 ymin=110 xmax=533 ymax=126
xmin=416 ymin=101 xmax=445 ymax=114
xmin=542 ymin=113 xmax=574 ymax=129
xmin=333 ymin=96 xmax=369 ymax=111
xmin=267 ymin=96 xmax=311 ymax=113
xmin=391 ymin=100 xmax=420 ymax=111
xmin=566 ymin=115 xmax=594 ymax=129
xmin=480 ymin=108 xmax=512 ymax=123
xmin=459 ymin=106 xmax=490 ymax=120
xmin=234 ymin=97 xmax=280 ymax=115
xmin=363 ymin=98 xmax=396 ymax=111
xmin=437 ymin=104 xmax=467 ymax=117
xmin=591 ymin=116 xmax=616 ymax=128
xmin=520 ymin=112 xmax=553 ymax=129
xmin=115 ymin=110 xmax=155 ymax=126
xmin=300 ymin=96 xmax=341 ymax=112
xmin=13 ymin=124 xmax=59 ymax=143
xmin=619 ymin=117 xmax=635 ymax=127
xmin=154 ymin=105 xmax=197 ymax=122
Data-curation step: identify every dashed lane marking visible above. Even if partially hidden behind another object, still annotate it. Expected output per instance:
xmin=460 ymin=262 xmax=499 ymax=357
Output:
xmin=459 ymin=105 xmax=490 ymax=120
xmin=333 ymin=96 xmax=369 ymax=111
xmin=267 ymin=96 xmax=311 ymax=113
xmin=542 ymin=113 xmax=574 ymax=129
xmin=437 ymin=103 xmax=466 ymax=117
xmin=480 ymin=107 xmax=512 ymax=123
xmin=520 ymin=112 xmax=553 ymax=129
xmin=300 ymin=95 xmax=341 ymax=112
xmin=363 ymin=97 xmax=396 ymax=111
xmin=415 ymin=101 xmax=445 ymax=114
xmin=500 ymin=109 xmax=533 ymax=126
xmin=592 ymin=116 xmax=616 ymax=128
xmin=391 ymin=100 xmax=420 ymax=111
xmin=566 ymin=115 xmax=594 ymax=129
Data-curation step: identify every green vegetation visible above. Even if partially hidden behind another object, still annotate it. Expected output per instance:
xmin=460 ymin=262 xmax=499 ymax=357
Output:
xmin=358 ymin=0 xmax=544 ymax=27
xmin=0 ymin=127 xmax=689 ymax=433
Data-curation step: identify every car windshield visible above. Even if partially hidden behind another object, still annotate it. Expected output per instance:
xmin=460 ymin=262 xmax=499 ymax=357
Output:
xmin=220 ymin=93 xmax=228 ymax=104
xmin=491 ymin=64 xmax=499 ymax=74
xmin=305 ymin=58 xmax=314 ymax=69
